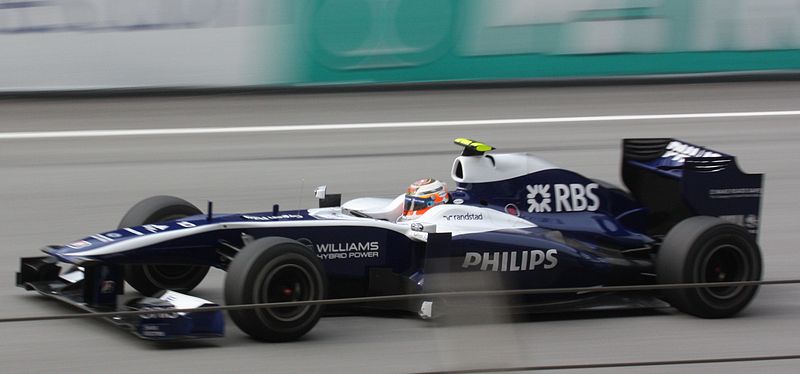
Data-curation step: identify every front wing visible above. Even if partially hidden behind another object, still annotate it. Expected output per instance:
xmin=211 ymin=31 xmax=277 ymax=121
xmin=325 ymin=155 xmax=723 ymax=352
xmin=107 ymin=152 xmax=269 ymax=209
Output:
xmin=16 ymin=256 xmax=224 ymax=340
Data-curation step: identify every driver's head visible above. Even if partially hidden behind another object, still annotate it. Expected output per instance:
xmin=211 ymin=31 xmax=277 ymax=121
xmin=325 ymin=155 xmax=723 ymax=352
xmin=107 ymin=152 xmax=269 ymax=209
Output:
xmin=403 ymin=178 xmax=448 ymax=218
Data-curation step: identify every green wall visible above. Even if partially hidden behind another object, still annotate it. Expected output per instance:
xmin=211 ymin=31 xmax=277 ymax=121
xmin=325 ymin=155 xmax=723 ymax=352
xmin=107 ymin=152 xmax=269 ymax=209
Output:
xmin=283 ymin=0 xmax=800 ymax=84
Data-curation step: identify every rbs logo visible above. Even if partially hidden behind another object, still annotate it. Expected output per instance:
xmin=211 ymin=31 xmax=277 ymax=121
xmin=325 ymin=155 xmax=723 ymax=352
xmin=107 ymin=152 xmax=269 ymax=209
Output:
xmin=526 ymin=183 xmax=600 ymax=213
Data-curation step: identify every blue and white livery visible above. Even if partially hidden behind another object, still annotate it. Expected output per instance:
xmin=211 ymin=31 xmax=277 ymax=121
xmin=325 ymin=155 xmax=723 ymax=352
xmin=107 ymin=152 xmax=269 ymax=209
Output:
xmin=17 ymin=138 xmax=765 ymax=342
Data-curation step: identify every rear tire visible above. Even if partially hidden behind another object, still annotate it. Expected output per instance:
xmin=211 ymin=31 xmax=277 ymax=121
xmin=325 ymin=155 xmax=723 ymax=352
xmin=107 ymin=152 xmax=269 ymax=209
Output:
xmin=225 ymin=237 xmax=327 ymax=342
xmin=657 ymin=216 xmax=762 ymax=318
xmin=118 ymin=196 xmax=210 ymax=296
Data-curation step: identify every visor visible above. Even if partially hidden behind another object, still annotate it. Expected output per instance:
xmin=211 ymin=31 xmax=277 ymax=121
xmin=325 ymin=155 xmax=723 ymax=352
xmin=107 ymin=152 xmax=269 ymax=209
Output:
xmin=404 ymin=195 xmax=437 ymax=213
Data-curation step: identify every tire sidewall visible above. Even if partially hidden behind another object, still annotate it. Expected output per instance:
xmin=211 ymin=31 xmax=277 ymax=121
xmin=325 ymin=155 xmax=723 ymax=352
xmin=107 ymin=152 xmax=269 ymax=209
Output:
xmin=128 ymin=263 xmax=210 ymax=295
xmin=119 ymin=196 xmax=209 ymax=296
xmin=657 ymin=216 xmax=762 ymax=318
xmin=118 ymin=195 xmax=202 ymax=229
xmin=685 ymin=225 xmax=761 ymax=313
xmin=225 ymin=238 xmax=327 ymax=342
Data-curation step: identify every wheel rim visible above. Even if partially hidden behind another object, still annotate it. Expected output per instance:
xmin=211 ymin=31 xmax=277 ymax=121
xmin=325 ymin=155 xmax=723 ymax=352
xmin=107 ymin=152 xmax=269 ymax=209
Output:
xmin=256 ymin=263 xmax=315 ymax=323
xmin=699 ymin=243 xmax=750 ymax=300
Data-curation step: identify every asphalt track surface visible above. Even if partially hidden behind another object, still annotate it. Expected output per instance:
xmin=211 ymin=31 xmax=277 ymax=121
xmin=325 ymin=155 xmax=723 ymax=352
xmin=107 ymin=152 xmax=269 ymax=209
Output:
xmin=1 ymin=82 xmax=800 ymax=373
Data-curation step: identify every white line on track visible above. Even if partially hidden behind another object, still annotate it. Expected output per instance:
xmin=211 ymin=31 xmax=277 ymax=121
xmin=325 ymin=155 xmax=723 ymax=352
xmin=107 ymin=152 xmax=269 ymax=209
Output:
xmin=1 ymin=110 xmax=799 ymax=140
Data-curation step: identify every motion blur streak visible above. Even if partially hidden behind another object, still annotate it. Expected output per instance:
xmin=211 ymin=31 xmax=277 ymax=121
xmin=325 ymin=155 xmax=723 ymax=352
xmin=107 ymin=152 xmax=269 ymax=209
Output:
xmin=0 ymin=110 xmax=799 ymax=140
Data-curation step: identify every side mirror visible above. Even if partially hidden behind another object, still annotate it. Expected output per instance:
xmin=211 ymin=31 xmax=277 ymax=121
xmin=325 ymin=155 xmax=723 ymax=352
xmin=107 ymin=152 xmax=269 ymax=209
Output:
xmin=314 ymin=185 xmax=341 ymax=208
xmin=314 ymin=185 xmax=327 ymax=199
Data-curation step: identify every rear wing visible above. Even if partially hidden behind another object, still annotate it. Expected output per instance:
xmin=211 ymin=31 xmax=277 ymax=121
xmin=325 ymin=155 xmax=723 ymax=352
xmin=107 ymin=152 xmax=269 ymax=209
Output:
xmin=622 ymin=139 xmax=763 ymax=239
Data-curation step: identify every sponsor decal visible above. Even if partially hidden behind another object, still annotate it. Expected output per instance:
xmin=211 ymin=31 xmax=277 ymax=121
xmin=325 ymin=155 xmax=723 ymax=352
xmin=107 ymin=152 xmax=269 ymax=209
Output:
xmin=745 ymin=214 xmax=759 ymax=229
xmin=140 ymin=308 xmax=180 ymax=319
xmin=66 ymin=240 xmax=91 ymax=249
xmin=141 ymin=325 xmax=166 ymax=337
xmin=91 ymin=234 xmax=114 ymax=243
xmin=315 ymin=241 xmax=380 ymax=260
xmin=443 ymin=213 xmax=483 ymax=221
xmin=242 ymin=214 xmax=304 ymax=221
xmin=142 ymin=224 xmax=169 ymax=233
xmin=125 ymin=227 xmax=144 ymax=236
xmin=105 ymin=232 xmax=122 ymax=239
xmin=526 ymin=184 xmax=551 ymax=212
xmin=526 ymin=183 xmax=599 ymax=213
xmin=462 ymin=249 xmax=558 ymax=272
xmin=662 ymin=141 xmax=721 ymax=163
xmin=100 ymin=280 xmax=116 ymax=294
xmin=719 ymin=214 xmax=759 ymax=233
xmin=453 ymin=198 xmax=464 ymax=205
xmin=709 ymin=188 xmax=762 ymax=199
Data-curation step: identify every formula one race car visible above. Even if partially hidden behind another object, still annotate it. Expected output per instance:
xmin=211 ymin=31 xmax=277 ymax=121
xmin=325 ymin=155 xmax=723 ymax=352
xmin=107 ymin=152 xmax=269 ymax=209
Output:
xmin=17 ymin=138 xmax=764 ymax=342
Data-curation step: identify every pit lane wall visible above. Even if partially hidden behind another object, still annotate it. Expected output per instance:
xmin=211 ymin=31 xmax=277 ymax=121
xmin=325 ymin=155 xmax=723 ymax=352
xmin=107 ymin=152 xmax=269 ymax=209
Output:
xmin=2 ymin=0 xmax=800 ymax=91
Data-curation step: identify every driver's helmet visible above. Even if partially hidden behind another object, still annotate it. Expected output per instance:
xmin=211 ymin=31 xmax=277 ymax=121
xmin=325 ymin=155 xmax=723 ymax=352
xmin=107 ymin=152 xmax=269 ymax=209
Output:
xmin=403 ymin=178 xmax=448 ymax=218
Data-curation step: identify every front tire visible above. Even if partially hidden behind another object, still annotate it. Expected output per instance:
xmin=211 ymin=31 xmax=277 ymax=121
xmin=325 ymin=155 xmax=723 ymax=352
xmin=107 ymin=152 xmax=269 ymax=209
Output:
xmin=657 ymin=216 xmax=762 ymax=318
xmin=225 ymin=237 xmax=327 ymax=342
xmin=118 ymin=195 xmax=210 ymax=296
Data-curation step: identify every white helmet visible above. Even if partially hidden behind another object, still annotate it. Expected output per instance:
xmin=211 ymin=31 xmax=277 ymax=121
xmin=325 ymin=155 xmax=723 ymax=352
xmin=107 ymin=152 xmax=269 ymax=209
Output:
xmin=403 ymin=178 xmax=448 ymax=218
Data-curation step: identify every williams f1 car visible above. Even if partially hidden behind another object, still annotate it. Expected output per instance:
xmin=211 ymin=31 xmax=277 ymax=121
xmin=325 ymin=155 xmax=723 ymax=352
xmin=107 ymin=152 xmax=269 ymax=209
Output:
xmin=17 ymin=138 xmax=764 ymax=342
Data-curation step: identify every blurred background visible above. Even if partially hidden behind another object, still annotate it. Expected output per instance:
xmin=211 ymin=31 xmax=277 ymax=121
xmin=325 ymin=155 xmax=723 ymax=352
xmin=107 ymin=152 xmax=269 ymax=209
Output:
xmin=2 ymin=1 xmax=800 ymax=373
xmin=0 ymin=0 xmax=799 ymax=90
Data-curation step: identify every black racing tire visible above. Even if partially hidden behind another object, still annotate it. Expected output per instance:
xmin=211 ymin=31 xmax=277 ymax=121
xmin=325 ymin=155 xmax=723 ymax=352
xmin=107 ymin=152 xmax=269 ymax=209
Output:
xmin=118 ymin=195 xmax=210 ymax=296
xmin=657 ymin=216 xmax=762 ymax=318
xmin=225 ymin=237 xmax=327 ymax=342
